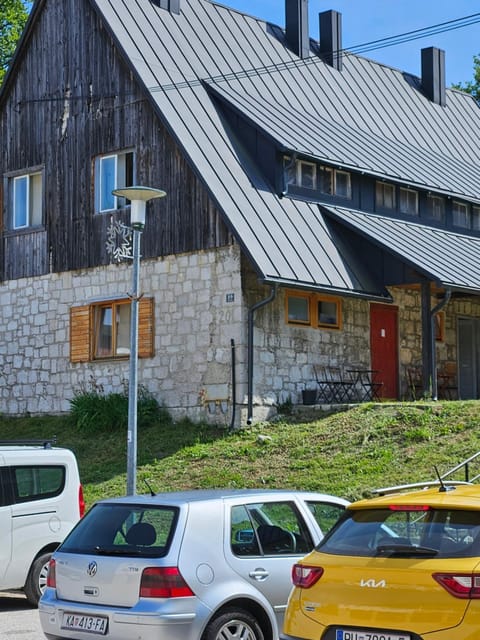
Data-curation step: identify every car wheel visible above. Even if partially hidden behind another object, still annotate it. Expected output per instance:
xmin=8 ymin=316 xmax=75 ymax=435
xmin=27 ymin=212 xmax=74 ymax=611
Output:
xmin=203 ymin=608 xmax=264 ymax=640
xmin=24 ymin=552 xmax=51 ymax=606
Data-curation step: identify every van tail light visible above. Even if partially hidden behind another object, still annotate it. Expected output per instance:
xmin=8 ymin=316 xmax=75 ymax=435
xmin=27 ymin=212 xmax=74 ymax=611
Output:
xmin=434 ymin=573 xmax=480 ymax=598
xmin=292 ymin=564 xmax=324 ymax=588
xmin=140 ymin=567 xmax=194 ymax=598
xmin=78 ymin=485 xmax=85 ymax=518
xmin=46 ymin=558 xmax=56 ymax=589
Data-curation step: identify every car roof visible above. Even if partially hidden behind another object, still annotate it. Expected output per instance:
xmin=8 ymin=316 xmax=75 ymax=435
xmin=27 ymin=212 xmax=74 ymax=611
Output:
xmin=350 ymin=483 xmax=480 ymax=511
xmin=95 ymin=488 xmax=349 ymax=507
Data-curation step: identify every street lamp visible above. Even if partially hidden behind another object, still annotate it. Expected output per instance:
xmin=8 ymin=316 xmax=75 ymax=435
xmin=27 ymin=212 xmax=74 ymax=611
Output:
xmin=112 ymin=186 xmax=166 ymax=495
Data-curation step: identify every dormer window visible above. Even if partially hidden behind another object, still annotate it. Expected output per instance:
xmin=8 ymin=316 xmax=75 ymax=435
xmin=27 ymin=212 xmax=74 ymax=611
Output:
xmin=299 ymin=161 xmax=317 ymax=189
xmin=376 ymin=182 xmax=396 ymax=209
xmin=426 ymin=195 xmax=445 ymax=222
xmin=453 ymin=201 xmax=469 ymax=228
xmin=399 ymin=188 xmax=418 ymax=216
xmin=283 ymin=156 xmax=351 ymax=199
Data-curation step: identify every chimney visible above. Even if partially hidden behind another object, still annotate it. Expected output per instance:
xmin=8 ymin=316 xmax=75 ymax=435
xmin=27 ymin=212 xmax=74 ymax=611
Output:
xmin=319 ymin=10 xmax=342 ymax=71
xmin=285 ymin=0 xmax=310 ymax=59
xmin=153 ymin=0 xmax=180 ymax=14
xmin=421 ymin=47 xmax=446 ymax=106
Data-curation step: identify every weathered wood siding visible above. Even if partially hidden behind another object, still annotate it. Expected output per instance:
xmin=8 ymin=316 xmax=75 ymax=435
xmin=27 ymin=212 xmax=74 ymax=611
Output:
xmin=0 ymin=0 xmax=231 ymax=280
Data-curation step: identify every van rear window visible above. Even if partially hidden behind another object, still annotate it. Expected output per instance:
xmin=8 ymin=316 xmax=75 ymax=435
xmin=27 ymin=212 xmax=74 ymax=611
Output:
xmin=60 ymin=503 xmax=178 ymax=558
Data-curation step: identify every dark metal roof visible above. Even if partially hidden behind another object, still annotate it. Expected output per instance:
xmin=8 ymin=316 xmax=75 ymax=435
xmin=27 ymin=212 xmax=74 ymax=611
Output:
xmin=85 ymin=0 xmax=480 ymax=295
xmin=322 ymin=204 xmax=480 ymax=294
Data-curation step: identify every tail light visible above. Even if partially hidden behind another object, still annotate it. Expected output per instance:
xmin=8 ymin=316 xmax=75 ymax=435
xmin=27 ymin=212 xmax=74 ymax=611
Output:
xmin=78 ymin=485 xmax=85 ymax=518
xmin=46 ymin=558 xmax=56 ymax=589
xmin=140 ymin=567 xmax=194 ymax=598
xmin=292 ymin=564 xmax=324 ymax=588
xmin=434 ymin=573 xmax=480 ymax=598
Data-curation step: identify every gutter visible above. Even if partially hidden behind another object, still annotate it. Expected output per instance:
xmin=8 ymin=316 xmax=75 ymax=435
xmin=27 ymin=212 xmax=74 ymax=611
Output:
xmin=246 ymin=285 xmax=277 ymax=426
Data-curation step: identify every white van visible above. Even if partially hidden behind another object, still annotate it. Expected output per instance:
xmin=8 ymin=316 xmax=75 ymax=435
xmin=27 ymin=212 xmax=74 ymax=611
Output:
xmin=0 ymin=439 xmax=84 ymax=605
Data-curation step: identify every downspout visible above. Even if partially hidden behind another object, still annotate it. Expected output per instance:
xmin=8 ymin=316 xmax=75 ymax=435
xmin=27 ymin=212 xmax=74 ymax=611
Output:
xmin=246 ymin=285 xmax=278 ymax=426
xmin=430 ymin=288 xmax=452 ymax=400
xmin=229 ymin=339 xmax=237 ymax=432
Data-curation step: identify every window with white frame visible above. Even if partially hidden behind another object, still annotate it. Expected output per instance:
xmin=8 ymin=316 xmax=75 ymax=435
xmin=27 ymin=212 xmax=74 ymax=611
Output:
xmin=399 ymin=187 xmax=418 ymax=216
xmin=94 ymin=150 xmax=135 ymax=213
xmin=283 ymin=156 xmax=351 ymax=198
xmin=375 ymin=181 xmax=396 ymax=209
xmin=426 ymin=195 xmax=445 ymax=222
xmin=452 ymin=201 xmax=470 ymax=228
xmin=472 ymin=206 xmax=480 ymax=231
xmin=8 ymin=171 xmax=43 ymax=230
xmin=298 ymin=161 xmax=317 ymax=189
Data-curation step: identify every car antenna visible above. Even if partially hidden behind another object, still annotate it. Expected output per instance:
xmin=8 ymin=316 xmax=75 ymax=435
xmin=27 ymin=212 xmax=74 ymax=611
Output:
xmin=144 ymin=479 xmax=156 ymax=496
xmin=434 ymin=465 xmax=454 ymax=492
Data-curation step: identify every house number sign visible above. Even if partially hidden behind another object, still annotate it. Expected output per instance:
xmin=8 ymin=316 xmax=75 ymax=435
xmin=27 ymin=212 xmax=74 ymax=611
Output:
xmin=106 ymin=219 xmax=133 ymax=262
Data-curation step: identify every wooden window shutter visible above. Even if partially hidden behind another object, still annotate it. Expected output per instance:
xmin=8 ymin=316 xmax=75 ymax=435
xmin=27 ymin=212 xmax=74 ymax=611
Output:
xmin=70 ymin=305 xmax=92 ymax=363
xmin=138 ymin=296 xmax=154 ymax=358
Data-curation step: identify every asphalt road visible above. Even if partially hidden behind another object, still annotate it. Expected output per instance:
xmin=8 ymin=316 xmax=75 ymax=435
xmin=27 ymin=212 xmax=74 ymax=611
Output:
xmin=0 ymin=592 xmax=43 ymax=640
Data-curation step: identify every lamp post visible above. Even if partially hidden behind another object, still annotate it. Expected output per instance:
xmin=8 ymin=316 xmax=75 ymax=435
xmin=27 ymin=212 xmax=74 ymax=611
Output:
xmin=112 ymin=186 xmax=166 ymax=495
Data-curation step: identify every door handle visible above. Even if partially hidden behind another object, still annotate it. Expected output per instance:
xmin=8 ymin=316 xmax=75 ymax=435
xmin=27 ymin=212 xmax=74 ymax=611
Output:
xmin=249 ymin=568 xmax=269 ymax=581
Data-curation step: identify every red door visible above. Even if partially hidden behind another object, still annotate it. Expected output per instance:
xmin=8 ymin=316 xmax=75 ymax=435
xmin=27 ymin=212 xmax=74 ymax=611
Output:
xmin=370 ymin=304 xmax=399 ymax=399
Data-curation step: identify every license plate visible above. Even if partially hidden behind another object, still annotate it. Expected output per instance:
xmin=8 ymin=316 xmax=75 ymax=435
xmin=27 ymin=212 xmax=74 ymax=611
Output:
xmin=61 ymin=612 xmax=108 ymax=635
xmin=335 ymin=630 xmax=410 ymax=640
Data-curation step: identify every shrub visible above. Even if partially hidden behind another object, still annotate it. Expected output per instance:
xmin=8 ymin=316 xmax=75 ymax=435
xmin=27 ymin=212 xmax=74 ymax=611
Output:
xmin=70 ymin=379 xmax=170 ymax=433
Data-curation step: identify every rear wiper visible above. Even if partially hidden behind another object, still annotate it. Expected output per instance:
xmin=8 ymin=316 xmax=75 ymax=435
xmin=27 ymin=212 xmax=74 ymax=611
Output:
xmin=375 ymin=544 xmax=438 ymax=557
xmin=93 ymin=546 xmax=143 ymax=556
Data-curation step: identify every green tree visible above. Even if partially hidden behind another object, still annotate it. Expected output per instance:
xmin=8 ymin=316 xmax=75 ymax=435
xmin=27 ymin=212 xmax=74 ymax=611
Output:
xmin=452 ymin=54 xmax=480 ymax=101
xmin=0 ymin=0 xmax=31 ymax=86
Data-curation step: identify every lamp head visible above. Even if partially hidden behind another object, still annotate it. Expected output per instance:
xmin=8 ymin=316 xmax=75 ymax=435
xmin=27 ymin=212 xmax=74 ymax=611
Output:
xmin=112 ymin=186 xmax=166 ymax=228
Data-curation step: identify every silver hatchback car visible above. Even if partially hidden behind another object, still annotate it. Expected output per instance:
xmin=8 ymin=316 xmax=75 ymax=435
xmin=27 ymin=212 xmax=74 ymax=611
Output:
xmin=39 ymin=489 xmax=348 ymax=640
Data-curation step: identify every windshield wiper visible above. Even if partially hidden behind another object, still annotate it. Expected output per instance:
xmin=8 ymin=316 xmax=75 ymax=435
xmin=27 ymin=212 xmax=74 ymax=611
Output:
xmin=93 ymin=546 xmax=143 ymax=556
xmin=375 ymin=543 xmax=438 ymax=557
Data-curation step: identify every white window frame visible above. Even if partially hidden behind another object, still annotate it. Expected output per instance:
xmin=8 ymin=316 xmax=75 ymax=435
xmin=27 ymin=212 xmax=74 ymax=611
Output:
xmin=452 ymin=201 xmax=470 ymax=228
xmin=399 ymin=187 xmax=419 ymax=216
xmin=375 ymin=182 xmax=396 ymax=210
xmin=472 ymin=206 xmax=480 ymax=231
xmin=94 ymin=150 xmax=135 ymax=213
xmin=426 ymin=195 xmax=445 ymax=222
xmin=11 ymin=171 xmax=43 ymax=230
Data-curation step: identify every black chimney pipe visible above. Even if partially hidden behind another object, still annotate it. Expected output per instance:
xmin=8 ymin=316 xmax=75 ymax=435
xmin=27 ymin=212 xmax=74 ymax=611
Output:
xmin=319 ymin=10 xmax=343 ymax=71
xmin=421 ymin=47 xmax=446 ymax=107
xmin=285 ymin=0 xmax=310 ymax=59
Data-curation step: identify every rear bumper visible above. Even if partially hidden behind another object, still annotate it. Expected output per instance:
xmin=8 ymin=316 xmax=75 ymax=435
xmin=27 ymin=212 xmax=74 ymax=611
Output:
xmin=39 ymin=590 xmax=204 ymax=640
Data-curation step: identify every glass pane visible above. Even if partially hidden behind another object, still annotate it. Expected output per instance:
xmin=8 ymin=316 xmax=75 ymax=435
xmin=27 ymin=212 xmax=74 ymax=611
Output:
xmin=284 ymin=157 xmax=297 ymax=186
xmin=231 ymin=504 xmax=260 ymax=556
xmin=400 ymin=188 xmax=418 ymax=215
xmin=30 ymin=173 xmax=43 ymax=225
xmin=100 ymin=156 xmax=117 ymax=211
xmin=335 ymin=171 xmax=351 ymax=198
xmin=300 ymin=162 xmax=316 ymax=189
xmin=250 ymin=501 xmax=312 ymax=555
xmin=307 ymin=501 xmax=346 ymax=535
xmin=13 ymin=176 xmax=28 ymax=228
xmin=473 ymin=207 xmax=480 ymax=231
xmin=115 ymin=303 xmax=131 ymax=356
xmin=95 ymin=307 xmax=113 ymax=357
xmin=319 ymin=167 xmax=333 ymax=194
xmin=288 ymin=296 xmax=309 ymax=323
xmin=453 ymin=202 xmax=470 ymax=228
xmin=318 ymin=300 xmax=338 ymax=326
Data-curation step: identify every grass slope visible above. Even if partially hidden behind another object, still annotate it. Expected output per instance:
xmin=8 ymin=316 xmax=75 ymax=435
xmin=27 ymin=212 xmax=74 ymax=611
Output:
xmin=1 ymin=401 xmax=480 ymax=509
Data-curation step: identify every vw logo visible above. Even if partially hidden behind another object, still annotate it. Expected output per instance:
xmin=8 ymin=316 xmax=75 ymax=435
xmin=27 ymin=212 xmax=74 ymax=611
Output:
xmin=87 ymin=561 xmax=98 ymax=577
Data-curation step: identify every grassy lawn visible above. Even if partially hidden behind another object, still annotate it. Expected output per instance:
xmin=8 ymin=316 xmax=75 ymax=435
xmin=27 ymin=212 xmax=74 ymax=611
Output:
xmin=1 ymin=400 xmax=480 ymax=509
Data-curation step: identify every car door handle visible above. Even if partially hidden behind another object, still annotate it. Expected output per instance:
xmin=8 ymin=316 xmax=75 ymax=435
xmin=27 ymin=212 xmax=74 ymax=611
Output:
xmin=249 ymin=568 xmax=269 ymax=581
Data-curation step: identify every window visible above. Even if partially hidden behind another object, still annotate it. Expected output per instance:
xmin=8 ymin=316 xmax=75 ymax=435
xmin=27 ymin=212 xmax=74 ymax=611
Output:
xmin=286 ymin=291 xmax=342 ymax=330
xmin=94 ymin=150 xmax=135 ymax=213
xmin=453 ymin=201 xmax=470 ymax=228
xmin=399 ymin=188 xmax=418 ymax=216
xmin=472 ymin=206 xmax=480 ymax=231
xmin=7 ymin=171 xmax=43 ymax=230
xmin=230 ymin=501 xmax=313 ymax=557
xmin=319 ymin=167 xmax=351 ymax=198
xmin=298 ymin=161 xmax=316 ymax=189
xmin=70 ymin=297 xmax=154 ymax=363
xmin=375 ymin=182 xmax=396 ymax=209
xmin=426 ymin=195 xmax=445 ymax=222
xmin=13 ymin=466 xmax=65 ymax=503
xmin=283 ymin=157 xmax=351 ymax=198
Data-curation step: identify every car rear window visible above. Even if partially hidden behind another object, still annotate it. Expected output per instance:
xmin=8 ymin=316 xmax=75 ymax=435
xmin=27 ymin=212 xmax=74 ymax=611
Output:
xmin=60 ymin=503 xmax=178 ymax=558
xmin=319 ymin=507 xmax=480 ymax=558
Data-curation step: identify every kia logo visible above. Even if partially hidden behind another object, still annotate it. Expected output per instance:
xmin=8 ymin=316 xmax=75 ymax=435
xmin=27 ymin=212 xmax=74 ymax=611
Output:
xmin=87 ymin=561 xmax=98 ymax=577
xmin=360 ymin=578 xmax=386 ymax=588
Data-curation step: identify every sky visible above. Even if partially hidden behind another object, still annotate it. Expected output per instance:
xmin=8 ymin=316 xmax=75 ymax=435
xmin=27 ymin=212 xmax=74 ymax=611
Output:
xmin=219 ymin=1 xmax=479 ymax=87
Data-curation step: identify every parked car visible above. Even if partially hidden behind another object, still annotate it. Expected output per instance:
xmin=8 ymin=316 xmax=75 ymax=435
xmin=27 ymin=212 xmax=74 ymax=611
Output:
xmin=0 ymin=440 xmax=84 ymax=605
xmin=282 ymin=482 xmax=480 ymax=640
xmin=39 ymin=488 xmax=348 ymax=640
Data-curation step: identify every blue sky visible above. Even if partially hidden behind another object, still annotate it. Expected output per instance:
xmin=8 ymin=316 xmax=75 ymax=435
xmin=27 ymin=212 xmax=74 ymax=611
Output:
xmin=219 ymin=1 xmax=479 ymax=86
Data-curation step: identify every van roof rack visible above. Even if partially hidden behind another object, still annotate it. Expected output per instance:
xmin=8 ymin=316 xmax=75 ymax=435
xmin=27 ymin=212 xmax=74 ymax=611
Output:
xmin=0 ymin=438 xmax=57 ymax=449
xmin=374 ymin=451 xmax=480 ymax=496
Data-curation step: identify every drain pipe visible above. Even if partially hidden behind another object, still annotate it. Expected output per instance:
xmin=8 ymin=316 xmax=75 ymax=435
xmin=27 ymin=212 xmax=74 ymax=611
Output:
xmin=229 ymin=339 xmax=237 ymax=432
xmin=247 ymin=285 xmax=278 ymax=425
xmin=431 ymin=288 xmax=452 ymax=400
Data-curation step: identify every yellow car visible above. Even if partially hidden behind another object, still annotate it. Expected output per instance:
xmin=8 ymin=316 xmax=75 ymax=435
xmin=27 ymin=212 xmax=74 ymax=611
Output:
xmin=282 ymin=482 xmax=480 ymax=640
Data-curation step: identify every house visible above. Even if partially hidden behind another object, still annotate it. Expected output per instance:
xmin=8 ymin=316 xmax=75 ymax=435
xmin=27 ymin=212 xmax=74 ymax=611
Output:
xmin=1 ymin=0 xmax=480 ymax=426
